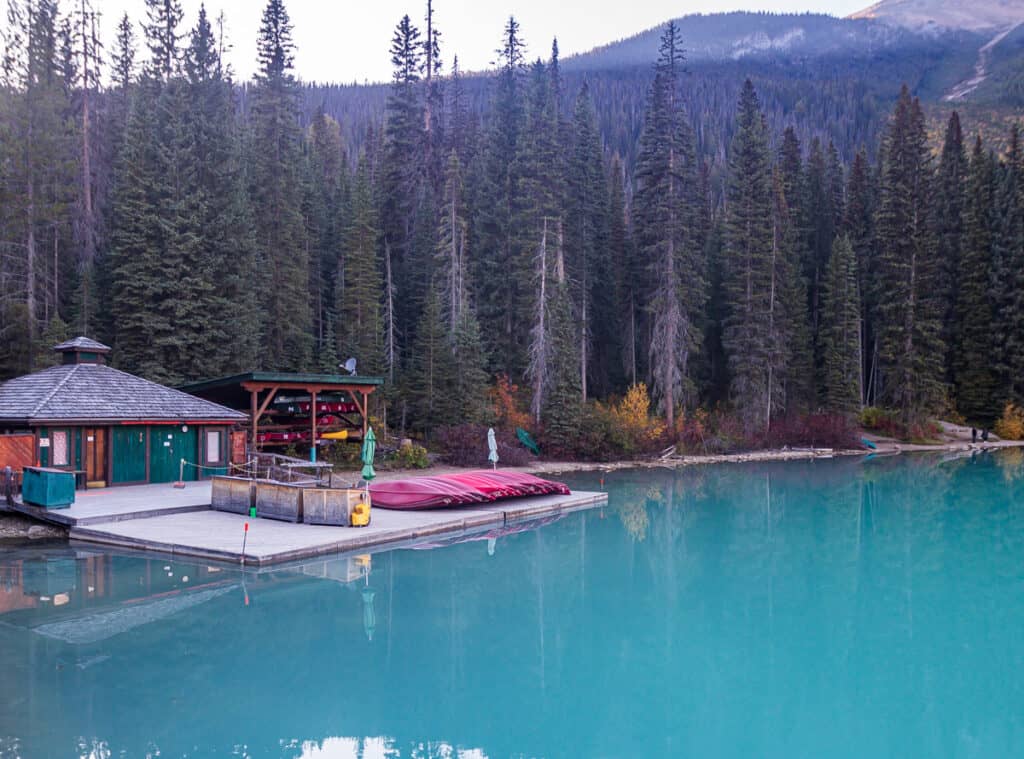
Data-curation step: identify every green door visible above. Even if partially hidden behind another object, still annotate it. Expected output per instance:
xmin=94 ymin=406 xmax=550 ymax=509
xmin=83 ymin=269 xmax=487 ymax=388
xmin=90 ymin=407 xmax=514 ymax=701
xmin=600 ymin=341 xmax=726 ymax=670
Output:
xmin=149 ymin=427 xmax=198 ymax=483
xmin=112 ymin=426 xmax=148 ymax=484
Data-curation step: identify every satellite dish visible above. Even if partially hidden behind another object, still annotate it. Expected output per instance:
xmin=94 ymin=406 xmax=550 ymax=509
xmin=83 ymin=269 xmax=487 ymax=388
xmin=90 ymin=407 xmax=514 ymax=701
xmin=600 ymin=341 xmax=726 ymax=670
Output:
xmin=341 ymin=357 xmax=357 ymax=376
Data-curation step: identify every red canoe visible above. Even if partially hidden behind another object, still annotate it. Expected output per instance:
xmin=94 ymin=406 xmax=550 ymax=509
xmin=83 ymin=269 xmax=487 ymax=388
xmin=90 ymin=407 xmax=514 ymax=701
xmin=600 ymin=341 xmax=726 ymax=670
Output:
xmin=370 ymin=470 xmax=570 ymax=510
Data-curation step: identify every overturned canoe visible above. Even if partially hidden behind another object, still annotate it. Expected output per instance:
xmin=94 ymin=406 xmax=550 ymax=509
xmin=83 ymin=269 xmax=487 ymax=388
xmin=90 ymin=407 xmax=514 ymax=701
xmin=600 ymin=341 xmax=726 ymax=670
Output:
xmin=370 ymin=470 xmax=570 ymax=510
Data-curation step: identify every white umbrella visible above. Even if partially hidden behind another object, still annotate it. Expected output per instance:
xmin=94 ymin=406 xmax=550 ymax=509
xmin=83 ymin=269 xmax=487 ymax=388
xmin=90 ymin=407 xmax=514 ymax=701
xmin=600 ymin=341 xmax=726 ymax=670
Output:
xmin=487 ymin=428 xmax=499 ymax=469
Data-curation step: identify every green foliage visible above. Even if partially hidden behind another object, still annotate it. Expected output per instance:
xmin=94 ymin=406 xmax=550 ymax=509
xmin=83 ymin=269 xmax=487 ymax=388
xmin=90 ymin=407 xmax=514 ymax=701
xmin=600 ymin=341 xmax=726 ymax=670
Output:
xmin=954 ymin=138 xmax=999 ymax=426
xmin=6 ymin=1 xmax=1024 ymax=456
xmin=250 ymin=0 xmax=312 ymax=371
xmin=819 ymin=236 xmax=862 ymax=414
xmin=393 ymin=442 xmax=429 ymax=469
xmin=875 ymin=86 xmax=945 ymax=425
xmin=722 ymin=80 xmax=775 ymax=435
xmin=632 ymin=22 xmax=705 ymax=425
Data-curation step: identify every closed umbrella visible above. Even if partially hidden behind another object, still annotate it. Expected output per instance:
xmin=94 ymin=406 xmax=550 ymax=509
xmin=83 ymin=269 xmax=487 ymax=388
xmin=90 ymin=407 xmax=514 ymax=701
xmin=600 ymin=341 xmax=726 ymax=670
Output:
xmin=487 ymin=427 xmax=499 ymax=469
xmin=361 ymin=427 xmax=377 ymax=492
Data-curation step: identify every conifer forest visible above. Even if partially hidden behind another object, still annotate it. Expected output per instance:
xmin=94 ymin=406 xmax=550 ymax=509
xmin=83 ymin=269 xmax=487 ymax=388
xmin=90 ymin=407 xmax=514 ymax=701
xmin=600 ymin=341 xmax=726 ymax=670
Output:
xmin=2 ymin=0 xmax=1024 ymax=456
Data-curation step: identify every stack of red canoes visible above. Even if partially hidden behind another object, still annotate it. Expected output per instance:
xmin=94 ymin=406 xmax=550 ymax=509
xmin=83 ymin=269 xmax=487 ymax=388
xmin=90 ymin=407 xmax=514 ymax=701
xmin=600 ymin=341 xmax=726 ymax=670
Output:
xmin=369 ymin=470 xmax=570 ymax=510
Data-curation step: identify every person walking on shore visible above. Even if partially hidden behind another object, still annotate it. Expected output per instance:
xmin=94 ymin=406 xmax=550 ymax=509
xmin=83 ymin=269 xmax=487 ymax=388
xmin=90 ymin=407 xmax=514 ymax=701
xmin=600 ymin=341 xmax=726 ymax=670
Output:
xmin=971 ymin=427 xmax=978 ymax=444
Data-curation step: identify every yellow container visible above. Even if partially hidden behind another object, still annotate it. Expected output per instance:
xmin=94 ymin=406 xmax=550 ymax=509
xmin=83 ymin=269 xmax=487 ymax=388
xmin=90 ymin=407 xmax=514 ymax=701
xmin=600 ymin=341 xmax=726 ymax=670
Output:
xmin=350 ymin=495 xmax=371 ymax=527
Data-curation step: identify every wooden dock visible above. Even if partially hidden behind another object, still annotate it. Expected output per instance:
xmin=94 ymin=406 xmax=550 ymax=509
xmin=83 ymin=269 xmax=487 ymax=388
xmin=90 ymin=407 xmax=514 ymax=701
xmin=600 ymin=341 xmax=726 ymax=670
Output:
xmin=14 ymin=481 xmax=607 ymax=566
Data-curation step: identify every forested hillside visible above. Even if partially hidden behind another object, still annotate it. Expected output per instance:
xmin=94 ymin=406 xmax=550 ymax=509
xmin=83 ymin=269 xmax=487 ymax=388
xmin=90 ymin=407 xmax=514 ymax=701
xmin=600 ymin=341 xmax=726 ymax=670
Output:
xmin=2 ymin=0 xmax=1023 ymax=454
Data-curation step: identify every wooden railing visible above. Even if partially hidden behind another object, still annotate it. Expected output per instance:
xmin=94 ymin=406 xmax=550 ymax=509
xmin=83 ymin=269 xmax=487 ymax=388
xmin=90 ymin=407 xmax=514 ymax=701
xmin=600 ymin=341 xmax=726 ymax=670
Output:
xmin=244 ymin=451 xmax=334 ymax=486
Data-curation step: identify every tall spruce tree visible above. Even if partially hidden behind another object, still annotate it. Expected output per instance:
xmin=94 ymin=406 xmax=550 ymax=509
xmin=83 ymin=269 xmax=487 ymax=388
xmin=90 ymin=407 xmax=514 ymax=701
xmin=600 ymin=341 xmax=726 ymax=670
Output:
xmin=184 ymin=6 xmax=259 ymax=376
xmin=0 ymin=0 xmax=75 ymax=373
xmin=875 ymin=85 xmax=945 ymax=424
xmin=775 ymin=129 xmax=814 ymax=411
xmin=567 ymin=81 xmax=614 ymax=399
xmin=249 ymin=0 xmax=312 ymax=370
xmin=632 ymin=22 xmax=705 ymax=426
xmin=992 ymin=125 xmax=1024 ymax=404
xmin=933 ymin=112 xmax=968 ymax=383
xmin=954 ymin=137 xmax=998 ymax=425
xmin=820 ymin=235 xmax=862 ymax=413
xmin=722 ymin=80 xmax=775 ymax=434
xmin=337 ymin=158 xmax=384 ymax=376
xmin=381 ymin=13 xmax=426 ymax=374
xmin=474 ymin=16 xmax=528 ymax=377
xmin=843 ymin=146 xmax=877 ymax=406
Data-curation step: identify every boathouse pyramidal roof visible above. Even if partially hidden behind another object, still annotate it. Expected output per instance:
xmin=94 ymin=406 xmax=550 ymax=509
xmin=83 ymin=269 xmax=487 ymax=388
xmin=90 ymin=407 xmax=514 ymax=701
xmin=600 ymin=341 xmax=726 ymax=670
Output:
xmin=0 ymin=337 xmax=245 ymax=426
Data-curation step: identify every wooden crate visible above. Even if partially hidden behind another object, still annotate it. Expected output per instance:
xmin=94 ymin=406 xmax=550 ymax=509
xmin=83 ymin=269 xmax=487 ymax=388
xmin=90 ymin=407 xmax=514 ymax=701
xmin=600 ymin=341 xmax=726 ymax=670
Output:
xmin=254 ymin=480 xmax=304 ymax=523
xmin=302 ymin=487 xmax=368 ymax=526
xmin=210 ymin=476 xmax=254 ymax=515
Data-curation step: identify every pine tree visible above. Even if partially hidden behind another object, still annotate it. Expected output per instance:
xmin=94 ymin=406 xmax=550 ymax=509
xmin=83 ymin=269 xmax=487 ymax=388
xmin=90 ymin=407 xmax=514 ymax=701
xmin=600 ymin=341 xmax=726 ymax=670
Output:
xmin=381 ymin=13 xmax=426 ymax=371
xmin=452 ymin=307 xmax=489 ymax=423
xmin=567 ymin=81 xmax=613 ymax=400
xmin=250 ymin=0 xmax=312 ymax=370
xmin=820 ymin=235 xmax=862 ymax=413
xmin=474 ymin=16 xmax=528 ymax=377
xmin=307 ymin=106 xmax=349 ymax=363
xmin=608 ymin=158 xmax=638 ymax=389
xmin=802 ymin=137 xmax=835 ymax=345
xmin=542 ymin=279 xmax=582 ymax=453
xmin=435 ymin=150 xmax=468 ymax=334
xmin=775 ymin=129 xmax=814 ymax=411
xmin=953 ymin=138 xmax=998 ymax=425
xmin=184 ymin=6 xmax=258 ymax=376
xmin=875 ymin=86 xmax=945 ymax=424
xmin=722 ymin=80 xmax=775 ymax=434
xmin=0 ymin=0 xmax=76 ymax=370
xmin=844 ymin=146 xmax=876 ymax=406
xmin=933 ymin=112 xmax=968 ymax=382
xmin=408 ymin=290 xmax=453 ymax=432
xmin=992 ymin=125 xmax=1024 ymax=405
xmin=632 ymin=22 xmax=705 ymax=426
xmin=337 ymin=158 xmax=384 ymax=376
xmin=520 ymin=52 xmax=567 ymax=422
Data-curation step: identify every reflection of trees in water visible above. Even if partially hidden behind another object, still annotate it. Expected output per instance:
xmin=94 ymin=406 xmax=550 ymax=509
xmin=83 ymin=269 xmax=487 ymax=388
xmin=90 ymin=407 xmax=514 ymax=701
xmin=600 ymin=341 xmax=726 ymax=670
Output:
xmin=616 ymin=498 xmax=649 ymax=542
xmin=998 ymin=446 xmax=1024 ymax=482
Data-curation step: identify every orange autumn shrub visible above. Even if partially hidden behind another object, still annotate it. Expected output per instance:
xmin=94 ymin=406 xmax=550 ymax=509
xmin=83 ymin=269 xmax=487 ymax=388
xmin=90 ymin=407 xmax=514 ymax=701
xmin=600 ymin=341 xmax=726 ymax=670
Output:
xmin=489 ymin=373 xmax=531 ymax=431
xmin=995 ymin=403 xmax=1024 ymax=441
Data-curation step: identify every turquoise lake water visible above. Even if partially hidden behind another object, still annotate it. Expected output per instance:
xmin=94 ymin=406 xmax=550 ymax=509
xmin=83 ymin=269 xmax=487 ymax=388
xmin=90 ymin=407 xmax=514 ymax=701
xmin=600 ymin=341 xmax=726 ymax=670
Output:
xmin=2 ymin=450 xmax=1024 ymax=758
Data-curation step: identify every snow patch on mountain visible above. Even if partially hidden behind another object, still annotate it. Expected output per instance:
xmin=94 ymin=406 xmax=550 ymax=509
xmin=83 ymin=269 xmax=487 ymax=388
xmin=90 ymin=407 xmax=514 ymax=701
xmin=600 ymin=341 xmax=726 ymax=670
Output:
xmin=851 ymin=0 xmax=1024 ymax=33
xmin=730 ymin=28 xmax=807 ymax=59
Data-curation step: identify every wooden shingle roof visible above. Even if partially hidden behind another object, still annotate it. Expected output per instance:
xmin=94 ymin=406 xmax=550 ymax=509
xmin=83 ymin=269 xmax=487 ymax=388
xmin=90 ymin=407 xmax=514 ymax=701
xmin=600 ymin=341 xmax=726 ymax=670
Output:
xmin=52 ymin=336 xmax=111 ymax=353
xmin=0 ymin=363 xmax=246 ymax=425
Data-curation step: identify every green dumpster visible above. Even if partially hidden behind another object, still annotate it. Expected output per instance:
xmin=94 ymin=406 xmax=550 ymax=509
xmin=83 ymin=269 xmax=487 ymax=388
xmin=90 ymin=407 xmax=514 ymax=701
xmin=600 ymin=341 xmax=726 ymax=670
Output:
xmin=21 ymin=466 xmax=76 ymax=509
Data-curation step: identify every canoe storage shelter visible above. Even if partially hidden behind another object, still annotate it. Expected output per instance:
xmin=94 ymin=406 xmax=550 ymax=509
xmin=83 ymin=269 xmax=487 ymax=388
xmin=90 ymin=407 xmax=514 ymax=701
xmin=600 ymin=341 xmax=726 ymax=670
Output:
xmin=0 ymin=338 xmax=246 ymax=488
xmin=177 ymin=372 xmax=384 ymax=452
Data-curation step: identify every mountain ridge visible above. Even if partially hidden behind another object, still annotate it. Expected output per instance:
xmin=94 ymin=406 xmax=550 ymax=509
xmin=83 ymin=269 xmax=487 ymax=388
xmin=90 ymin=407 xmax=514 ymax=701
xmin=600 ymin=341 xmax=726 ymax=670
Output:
xmin=850 ymin=0 xmax=1024 ymax=33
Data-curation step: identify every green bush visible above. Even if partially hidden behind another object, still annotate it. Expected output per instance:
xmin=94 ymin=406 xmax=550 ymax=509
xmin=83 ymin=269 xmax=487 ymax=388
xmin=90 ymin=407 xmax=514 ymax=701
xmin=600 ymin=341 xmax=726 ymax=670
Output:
xmin=394 ymin=443 xmax=429 ymax=469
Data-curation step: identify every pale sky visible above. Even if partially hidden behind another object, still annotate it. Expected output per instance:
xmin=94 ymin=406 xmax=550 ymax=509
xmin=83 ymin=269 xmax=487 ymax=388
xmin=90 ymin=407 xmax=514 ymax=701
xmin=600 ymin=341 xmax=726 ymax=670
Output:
xmin=83 ymin=0 xmax=870 ymax=84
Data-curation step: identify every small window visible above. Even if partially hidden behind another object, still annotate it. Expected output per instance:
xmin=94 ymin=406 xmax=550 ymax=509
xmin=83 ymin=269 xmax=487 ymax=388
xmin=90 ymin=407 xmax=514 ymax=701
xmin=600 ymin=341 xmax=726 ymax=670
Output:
xmin=51 ymin=431 xmax=69 ymax=467
xmin=205 ymin=430 xmax=222 ymax=465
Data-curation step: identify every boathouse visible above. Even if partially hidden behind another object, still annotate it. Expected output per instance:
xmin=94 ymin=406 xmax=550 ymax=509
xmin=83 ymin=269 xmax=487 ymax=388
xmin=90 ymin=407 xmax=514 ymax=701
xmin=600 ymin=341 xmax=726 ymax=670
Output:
xmin=178 ymin=371 xmax=384 ymax=451
xmin=0 ymin=338 xmax=245 ymax=487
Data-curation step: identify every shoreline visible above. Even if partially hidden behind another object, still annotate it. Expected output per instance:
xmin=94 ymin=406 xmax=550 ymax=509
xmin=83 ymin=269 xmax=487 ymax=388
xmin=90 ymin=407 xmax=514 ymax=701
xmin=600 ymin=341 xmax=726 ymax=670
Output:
xmin=3 ymin=437 xmax=1022 ymax=544
xmin=374 ymin=436 xmax=1024 ymax=480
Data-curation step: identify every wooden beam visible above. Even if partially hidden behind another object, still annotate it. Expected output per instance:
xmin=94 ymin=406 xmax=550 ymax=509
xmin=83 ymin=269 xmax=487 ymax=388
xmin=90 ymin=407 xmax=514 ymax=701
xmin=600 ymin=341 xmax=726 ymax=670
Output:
xmin=250 ymin=385 xmax=281 ymax=452
xmin=310 ymin=389 xmax=318 ymax=452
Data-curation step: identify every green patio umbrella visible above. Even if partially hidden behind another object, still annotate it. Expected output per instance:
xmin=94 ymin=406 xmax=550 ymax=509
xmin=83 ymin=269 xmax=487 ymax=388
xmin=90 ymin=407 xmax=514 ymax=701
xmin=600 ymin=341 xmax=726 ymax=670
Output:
xmin=360 ymin=427 xmax=377 ymax=488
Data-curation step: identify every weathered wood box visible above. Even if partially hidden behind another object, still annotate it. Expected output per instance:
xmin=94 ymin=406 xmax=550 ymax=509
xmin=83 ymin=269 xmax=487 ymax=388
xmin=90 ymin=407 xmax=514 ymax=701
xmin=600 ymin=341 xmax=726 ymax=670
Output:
xmin=255 ymin=480 xmax=304 ymax=523
xmin=210 ymin=476 xmax=254 ymax=515
xmin=302 ymin=487 xmax=368 ymax=526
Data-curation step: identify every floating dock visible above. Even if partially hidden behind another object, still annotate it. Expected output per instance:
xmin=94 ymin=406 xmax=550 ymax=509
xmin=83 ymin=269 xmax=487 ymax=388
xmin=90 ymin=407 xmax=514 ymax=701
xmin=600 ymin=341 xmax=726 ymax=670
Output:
xmin=13 ymin=481 xmax=607 ymax=566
